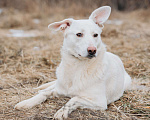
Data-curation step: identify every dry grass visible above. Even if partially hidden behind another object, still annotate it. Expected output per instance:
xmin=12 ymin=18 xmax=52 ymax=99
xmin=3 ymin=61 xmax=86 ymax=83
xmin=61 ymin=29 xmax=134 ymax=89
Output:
xmin=0 ymin=6 xmax=150 ymax=120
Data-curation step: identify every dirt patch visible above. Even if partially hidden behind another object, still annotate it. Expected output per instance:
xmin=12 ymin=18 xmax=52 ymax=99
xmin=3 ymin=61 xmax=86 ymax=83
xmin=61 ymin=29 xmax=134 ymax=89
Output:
xmin=0 ymin=8 xmax=150 ymax=119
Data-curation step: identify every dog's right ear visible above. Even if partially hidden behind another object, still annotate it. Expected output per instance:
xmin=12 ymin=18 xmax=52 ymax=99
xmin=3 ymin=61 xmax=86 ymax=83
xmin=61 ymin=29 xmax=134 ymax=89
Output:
xmin=48 ymin=18 xmax=73 ymax=31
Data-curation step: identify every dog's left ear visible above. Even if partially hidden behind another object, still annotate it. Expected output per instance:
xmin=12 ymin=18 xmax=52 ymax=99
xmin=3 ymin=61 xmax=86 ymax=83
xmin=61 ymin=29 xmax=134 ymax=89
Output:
xmin=48 ymin=18 xmax=73 ymax=31
xmin=89 ymin=6 xmax=111 ymax=25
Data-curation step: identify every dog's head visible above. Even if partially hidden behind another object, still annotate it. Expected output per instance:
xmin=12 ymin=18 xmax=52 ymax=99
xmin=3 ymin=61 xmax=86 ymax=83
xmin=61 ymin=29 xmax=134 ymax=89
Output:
xmin=48 ymin=6 xmax=111 ymax=59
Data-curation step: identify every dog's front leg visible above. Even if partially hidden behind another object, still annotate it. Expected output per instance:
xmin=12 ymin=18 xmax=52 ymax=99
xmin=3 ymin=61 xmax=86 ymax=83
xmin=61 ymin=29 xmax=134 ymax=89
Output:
xmin=15 ymin=84 xmax=57 ymax=110
xmin=54 ymin=96 xmax=106 ymax=120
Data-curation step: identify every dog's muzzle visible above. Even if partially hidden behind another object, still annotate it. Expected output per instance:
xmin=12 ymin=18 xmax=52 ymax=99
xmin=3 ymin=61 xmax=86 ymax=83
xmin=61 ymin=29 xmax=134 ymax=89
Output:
xmin=87 ymin=46 xmax=96 ymax=59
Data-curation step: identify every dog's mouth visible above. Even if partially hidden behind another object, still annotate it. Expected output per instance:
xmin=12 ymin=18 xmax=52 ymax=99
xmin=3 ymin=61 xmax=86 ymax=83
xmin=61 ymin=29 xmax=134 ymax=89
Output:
xmin=71 ymin=53 xmax=95 ymax=60
xmin=86 ymin=54 xmax=96 ymax=59
xmin=71 ymin=54 xmax=81 ymax=59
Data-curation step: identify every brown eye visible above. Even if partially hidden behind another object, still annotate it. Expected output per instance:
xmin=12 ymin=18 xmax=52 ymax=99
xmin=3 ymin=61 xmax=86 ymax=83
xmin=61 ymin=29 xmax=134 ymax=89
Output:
xmin=76 ymin=33 xmax=83 ymax=37
xmin=93 ymin=34 xmax=98 ymax=37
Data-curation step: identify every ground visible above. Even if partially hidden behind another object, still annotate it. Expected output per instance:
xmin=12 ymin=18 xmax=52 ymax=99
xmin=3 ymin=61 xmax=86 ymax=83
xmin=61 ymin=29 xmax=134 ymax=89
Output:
xmin=0 ymin=7 xmax=150 ymax=120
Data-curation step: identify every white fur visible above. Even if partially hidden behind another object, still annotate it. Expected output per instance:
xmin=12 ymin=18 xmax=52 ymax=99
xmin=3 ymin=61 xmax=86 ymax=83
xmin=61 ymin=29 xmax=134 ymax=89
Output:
xmin=15 ymin=6 xmax=131 ymax=120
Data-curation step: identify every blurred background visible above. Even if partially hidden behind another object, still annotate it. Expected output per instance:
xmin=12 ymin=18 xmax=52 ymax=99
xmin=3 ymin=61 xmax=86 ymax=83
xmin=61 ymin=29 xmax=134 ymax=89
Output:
xmin=0 ymin=0 xmax=150 ymax=29
xmin=0 ymin=0 xmax=150 ymax=120
xmin=1 ymin=0 xmax=150 ymax=12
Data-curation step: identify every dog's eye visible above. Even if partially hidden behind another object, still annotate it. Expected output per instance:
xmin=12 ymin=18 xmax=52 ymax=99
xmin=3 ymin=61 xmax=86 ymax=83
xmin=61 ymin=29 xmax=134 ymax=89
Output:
xmin=93 ymin=34 xmax=98 ymax=37
xmin=76 ymin=33 xmax=83 ymax=37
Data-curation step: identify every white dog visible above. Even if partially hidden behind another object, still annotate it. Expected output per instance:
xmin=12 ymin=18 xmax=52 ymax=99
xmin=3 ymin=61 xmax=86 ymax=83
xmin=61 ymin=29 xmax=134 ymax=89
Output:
xmin=15 ymin=6 xmax=131 ymax=119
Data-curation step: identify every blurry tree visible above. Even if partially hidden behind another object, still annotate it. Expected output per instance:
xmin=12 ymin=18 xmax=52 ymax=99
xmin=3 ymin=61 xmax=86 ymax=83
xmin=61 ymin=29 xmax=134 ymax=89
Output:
xmin=0 ymin=0 xmax=150 ymax=12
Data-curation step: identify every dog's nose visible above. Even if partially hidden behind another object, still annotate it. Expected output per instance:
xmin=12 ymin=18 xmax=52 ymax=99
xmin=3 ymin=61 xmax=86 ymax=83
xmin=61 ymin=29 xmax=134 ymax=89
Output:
xmin=87 ymin=47 xmax=97 ymax=55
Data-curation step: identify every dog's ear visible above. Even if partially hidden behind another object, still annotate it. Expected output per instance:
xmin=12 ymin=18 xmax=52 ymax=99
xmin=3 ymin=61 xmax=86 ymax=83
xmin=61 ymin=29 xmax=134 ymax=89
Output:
xmin=89 ymin=6 xmax=111 ymax=25
xmin=48 ymin=18 xmax=73 ymax=31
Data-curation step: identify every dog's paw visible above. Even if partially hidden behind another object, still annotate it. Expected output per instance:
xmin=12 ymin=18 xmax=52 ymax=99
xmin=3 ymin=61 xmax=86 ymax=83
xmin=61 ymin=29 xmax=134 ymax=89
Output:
xmin=54 ymin=107 xmax=69 ymax=120
xmin=14 ymin=100 xmax=34 ymax=110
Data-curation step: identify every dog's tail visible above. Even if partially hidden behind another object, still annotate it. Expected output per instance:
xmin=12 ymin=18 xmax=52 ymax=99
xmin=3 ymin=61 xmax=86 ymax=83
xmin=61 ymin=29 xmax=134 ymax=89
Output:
xmin=124 ymin=72 xmax=132 ymax=91
xmin=34 ymin=80 xmax=56 ymax=90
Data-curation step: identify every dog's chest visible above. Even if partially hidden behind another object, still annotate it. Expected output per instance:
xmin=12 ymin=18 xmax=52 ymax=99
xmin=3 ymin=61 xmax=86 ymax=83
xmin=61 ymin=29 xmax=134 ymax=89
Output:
xmin=57 ymin=60 xmax=101 ymax=96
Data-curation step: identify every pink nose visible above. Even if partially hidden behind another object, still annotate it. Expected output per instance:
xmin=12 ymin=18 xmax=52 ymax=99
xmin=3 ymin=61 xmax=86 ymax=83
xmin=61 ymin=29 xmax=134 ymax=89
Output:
xmin=87 ymin=46 xmax=97 ymax=55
